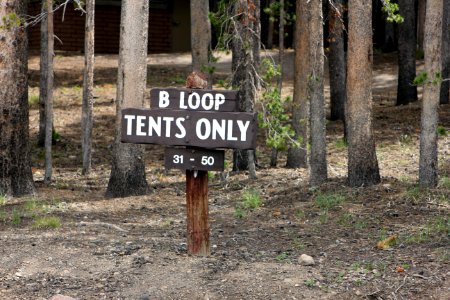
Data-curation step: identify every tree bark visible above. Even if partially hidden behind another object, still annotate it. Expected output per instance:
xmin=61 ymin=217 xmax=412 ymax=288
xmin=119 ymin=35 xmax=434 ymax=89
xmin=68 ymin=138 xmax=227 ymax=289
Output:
xmin=419 ymin=0 xmax=443 ymax=187
xmin=328 ymin=0 xmax=346 ymax=124
xmin=440 ymin=0 xmax=449 ymax=104
xmin=277 ymin=0 xmax=284 ymax=91
xmin=0 ymin=0 xmax=36 ymax=197
xmin=266 ymin=0 xmax=275 ymax=48
xmin=81 ymin=0 xmax=95 ymax=175
xmin=38 ymin=1 xmax=48 ymax=146
xmin=346 ymin=0 xmax=380 ymax=187
xmin=190 ymin=0 xmax=211 ymax=86
xmin=309 ymin=0 xmax=327 ymax=186
xmin=106 ymin=0 xmax=149 ymax=197
xmin=286 ymin=0 xmax=309 ymax=168
xmin=417 ymin=0 xmax=426 ymax=52
xmin=396 ymin=0 xmax=418 ymax=105
xmin=44 ymin=0 xmax=54 ymax=184
xmin=231 ymin=0 xmax=259 ymax=179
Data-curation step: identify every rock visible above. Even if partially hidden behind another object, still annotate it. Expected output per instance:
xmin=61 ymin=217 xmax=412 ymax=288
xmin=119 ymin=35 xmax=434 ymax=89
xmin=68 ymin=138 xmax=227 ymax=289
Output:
xmin=298 ymin=254 xmax=315 ymax=266
xmin=50 ymin=295 xmax=77 ymax=300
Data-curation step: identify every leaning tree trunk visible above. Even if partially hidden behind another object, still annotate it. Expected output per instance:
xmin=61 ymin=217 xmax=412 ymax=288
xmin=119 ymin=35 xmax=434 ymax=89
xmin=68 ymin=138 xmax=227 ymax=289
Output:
xmin=106 ymin=0 xmax=149 ymax=197
xmin=0 ymin=0 xmax=35 ymax=197
xmin=346 ymin=0 xmax=380 ymax=187
xmin=81 ymin=0 xmax=95 ymax=175
xmin=440 ymin=0 xmax=449 ymax=105
xmin=190 ymin=0 xmax=211 ymax=86
xmin=231 ymin=0 xmax=259 ymax=179
xmin=309 ymin=0 xmax=327 ymax=186
xmin=44 ymin=0 xmax=54 ymax=184
xmin=286 ymin=0 xmax=309 ymax=168
xmin=396 ymin=0 xmax=418 ymax=105
xmin=419 ymin=0 xmax=443 ymax=187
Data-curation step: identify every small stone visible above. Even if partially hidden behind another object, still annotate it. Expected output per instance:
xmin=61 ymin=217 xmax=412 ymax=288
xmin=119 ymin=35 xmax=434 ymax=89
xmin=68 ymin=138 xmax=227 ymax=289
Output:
xmin=50 ymin=295 xmax=77 ymax=300
xmin=298 ymin=254 xmax=315 ymax=266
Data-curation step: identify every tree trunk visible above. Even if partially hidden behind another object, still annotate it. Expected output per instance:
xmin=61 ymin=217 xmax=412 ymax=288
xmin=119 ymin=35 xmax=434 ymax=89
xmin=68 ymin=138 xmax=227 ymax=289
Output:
xmin=44 ymin=0 xmax=54 ymax=184
xmin=277 ymin=0 xmax=284 ymax=91
xmin=396 ymin=0 xmax=418 ymax=105
xmin=266 ymin=0 xmax=275 ymax=49
xmin=419 ymin=0 xmax=443 ymax=187
xmin=81 ymin=0 xmax=95 ymax=175
xmin=38 ymin=1 xmax=47 ymax=147
xmin=328 ymin=0 xmax=346 ymax=124
xmin=440 ymin=0 xmax=449 ymax=104
xmin=0 ymin=0 xmax=36 ymax=197
xmin=309 ymin=0 xmax=327 ymax=186
xmin=286 ymin=0 xmax=309 ymax=168
xmin=231 ymin=0 xmax=259 ymax=179
xmin=190 ymin=0 xmax=211 ymax=86
xmin=417 ymin=0 xmax=426 ymax=52
xmin=106 ymin=0 xmax=149 ymax=197
xmin=346 ymin=0 xmax=380 ymax=187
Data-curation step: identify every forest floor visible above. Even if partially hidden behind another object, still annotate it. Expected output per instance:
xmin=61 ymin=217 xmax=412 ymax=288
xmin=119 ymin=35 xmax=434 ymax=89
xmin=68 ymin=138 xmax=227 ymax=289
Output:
xmin=0 ymin=50 xmax=449 ymax=300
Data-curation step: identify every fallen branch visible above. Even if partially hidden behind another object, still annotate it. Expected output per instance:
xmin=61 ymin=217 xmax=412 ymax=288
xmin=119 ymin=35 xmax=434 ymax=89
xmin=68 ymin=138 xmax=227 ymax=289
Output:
xmin=78 ymin=221 xmax=128 ymax=233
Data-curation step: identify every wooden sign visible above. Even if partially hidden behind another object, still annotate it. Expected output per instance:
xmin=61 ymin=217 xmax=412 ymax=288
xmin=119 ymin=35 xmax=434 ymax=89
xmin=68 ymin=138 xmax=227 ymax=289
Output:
xmin=150 ymin=88 xmax=238 ymax=112
xmin=121 ymin=108 xmax=257 ymax=150
xmin=165 ymin=147 xmax=225 ymax=171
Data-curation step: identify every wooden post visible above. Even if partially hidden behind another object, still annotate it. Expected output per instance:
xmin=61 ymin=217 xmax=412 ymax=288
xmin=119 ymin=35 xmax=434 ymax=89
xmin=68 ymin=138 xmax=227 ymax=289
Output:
xmin=186 ymin=169 xmax=210 ymax=255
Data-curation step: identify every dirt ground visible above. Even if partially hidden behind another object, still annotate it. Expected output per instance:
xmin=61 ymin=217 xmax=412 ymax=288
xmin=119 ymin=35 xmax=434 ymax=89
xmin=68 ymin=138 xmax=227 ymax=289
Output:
xmin=0 ymin=50 xmax=449 ymax=300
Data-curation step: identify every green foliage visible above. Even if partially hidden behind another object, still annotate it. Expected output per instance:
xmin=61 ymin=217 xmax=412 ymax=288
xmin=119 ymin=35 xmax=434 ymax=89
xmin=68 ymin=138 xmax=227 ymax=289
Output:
xmin=413 ymin=71 xmax=443 ymax=86
xmin=335 ymin=138 xmax=347 ymax=150
xmin=439 ymin=176 xmax=450 ymax=189
xmin=381 ymin=0 xmax=404 ymax=23
xmin=263 ymin=1 xmax=295 ymax=26
xmin=275 ymin=251 xmax=289 ymax=261
xmin=32 ymin=216 xmax=61 ymax=230
xmin=242 ymin=188 xmax=262 ymax=210
xmin=28 ymin=95 xmax=40 ymax=107
xmin=0 ymin=12 xmax=25 ymax=30
xmin=304 ymin=279 xmax=316 ymax=288
xmin=402 ymin=215 xmax=449 ymax=244
xmin=314 ymin=192 xmax=346 ymax=211
xmin=437 ymin=126 xmax=447 ymax=137
xmin=0 ymin=194 xmax=6 ymax=206
xmin=234 ymin=206 xmax=246 ymax=218
xmin=258 ymin=59 xmax=299 ymax=151
xmin=11 ymin=209 xmax=22 ymax=226
xmin=209 ymin=0 xmax=233 ymax=51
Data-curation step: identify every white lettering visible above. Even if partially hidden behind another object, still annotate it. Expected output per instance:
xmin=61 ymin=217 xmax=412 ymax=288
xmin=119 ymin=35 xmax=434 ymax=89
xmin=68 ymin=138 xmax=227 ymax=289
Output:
xmin=188 ymin=92 xmax=201 ymax=109
xmin=215 ymin=94 xmax=226 ymax=110
xmin=148 ymin=116 xmax=161 ymax=136
xmin=196 ymin=118 xmax=211 ymax=140
xmin=136 ymin=116 xmax=146 ymax=136
xmin=211 ymin=119 xmax=226 ymax=140
xmin=163 ymin=117 xmax=174 ymax=137
xmin=175 ymin=117 xmax=186 ymax=138
xmin=237 ymin=120 xmax=250 ymax=141
xmin=124 ymin=115 xmax=135 ymax=135
xmin=201 ymin=93 xmax=214 ymax=110
xmin=227 ymin=120 xmax=238 ymax=141
xmin=179 ymin=91 xmax=188 ymax=109
xmin=159 ymin=91 xmax=170 ymax=108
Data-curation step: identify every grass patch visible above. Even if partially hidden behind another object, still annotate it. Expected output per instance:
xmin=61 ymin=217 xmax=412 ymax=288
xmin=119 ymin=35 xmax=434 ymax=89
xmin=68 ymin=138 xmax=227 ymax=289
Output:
xmin=439 ymin=176 xmax=450 ymax=189
xmin=437 ymin=126 xmax=447 ymax=137
xmin=32 ymin=216 xmax=61 ymax=230
xmin=28 ymin=94 xmax=40 ymax=107
xmin=275 ymin=252 xmax=289 ymax=262
xmin=402 ymin=215 xmax=449 ymax=244
xmin=0 ymin=194 xmax=6 ymax=206
xmin=234 ymin=206 xmax=246 ymax=219
xmin=314 ymin=192 xmax=346 ymax=210
xmin=242 ymin=188 xmax=262 ymax=210
xmin=304 ymin=279 xmax=316 ymax=288
xmin=11 ymin=209 xmax=22 ymax=226
xmin=335 ymin=138 xmax=347 ymax=150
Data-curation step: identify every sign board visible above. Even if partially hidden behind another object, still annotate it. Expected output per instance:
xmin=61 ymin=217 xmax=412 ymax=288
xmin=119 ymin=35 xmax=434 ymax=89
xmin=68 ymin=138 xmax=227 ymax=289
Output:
xmin=165 ymin=147 xmax=224 ymax=171
xmin=121 ymin=108 xmax=257 ymax=150
xmin=150 ymin=88 xmax=239 ymax=112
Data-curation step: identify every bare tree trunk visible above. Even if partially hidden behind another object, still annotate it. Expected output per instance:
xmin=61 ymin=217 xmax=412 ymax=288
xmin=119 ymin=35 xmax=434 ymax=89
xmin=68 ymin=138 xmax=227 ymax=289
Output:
xmin=106 ymin=0 xmax=149 ymax=197
xmin=396 ymin=0 xmax=418 ymax=105
xmin=190 ymin=0 xmax=211 ymax=87
xmin=38 ymin=1 xmax=48 ymax=147
xmin=417 ymin=0 xmax=426 ymax=52
xmin=346 ymin=0 xmax=380 ymax=187
xmin=440 ymin=0 xmax=449 ymax=104
xmin=309 ymin=0 xmax=327 ymax=186
xmin=0 ymin=0 xmax=36 ymax=197
xmin=277 ymin=0 xmax=284 ymax=91
xmin=328 ymin=0 xmax=346 ymax=124
xmin=44 ymin=0 xmax=54 ymax=184
xmin=419 ymin=0 xmax=443 ymax=187
xmin=231 ymin=0 xmax=259 ymax=179
xmin=266 ymin=0 xmax=275 ymax=49
xmin=81 ymin=0 xmax=95 ymax=175
xmin=286 ymin=0 xmax=309 ymax=168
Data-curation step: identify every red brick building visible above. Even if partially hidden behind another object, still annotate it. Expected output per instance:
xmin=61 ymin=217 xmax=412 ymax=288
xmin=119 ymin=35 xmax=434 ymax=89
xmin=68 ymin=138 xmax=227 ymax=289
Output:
xmin=27 ymin=0 xmax=191 ymax=54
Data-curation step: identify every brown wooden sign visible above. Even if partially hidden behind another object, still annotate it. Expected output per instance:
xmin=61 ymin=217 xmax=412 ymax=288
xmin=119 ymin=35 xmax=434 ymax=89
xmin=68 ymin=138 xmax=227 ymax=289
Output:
xmin=150 ymin=88 xmax=238 ymax=112
xmin=165 ymin=147 xmax=225 ymax=171
xmin=121 ymin=108 xmax=257 ymax=149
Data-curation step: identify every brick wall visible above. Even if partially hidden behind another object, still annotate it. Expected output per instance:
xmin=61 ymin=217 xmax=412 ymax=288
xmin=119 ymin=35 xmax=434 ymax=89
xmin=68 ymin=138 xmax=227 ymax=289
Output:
xmin=27 ymin=3 xmax=172 ymax=54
